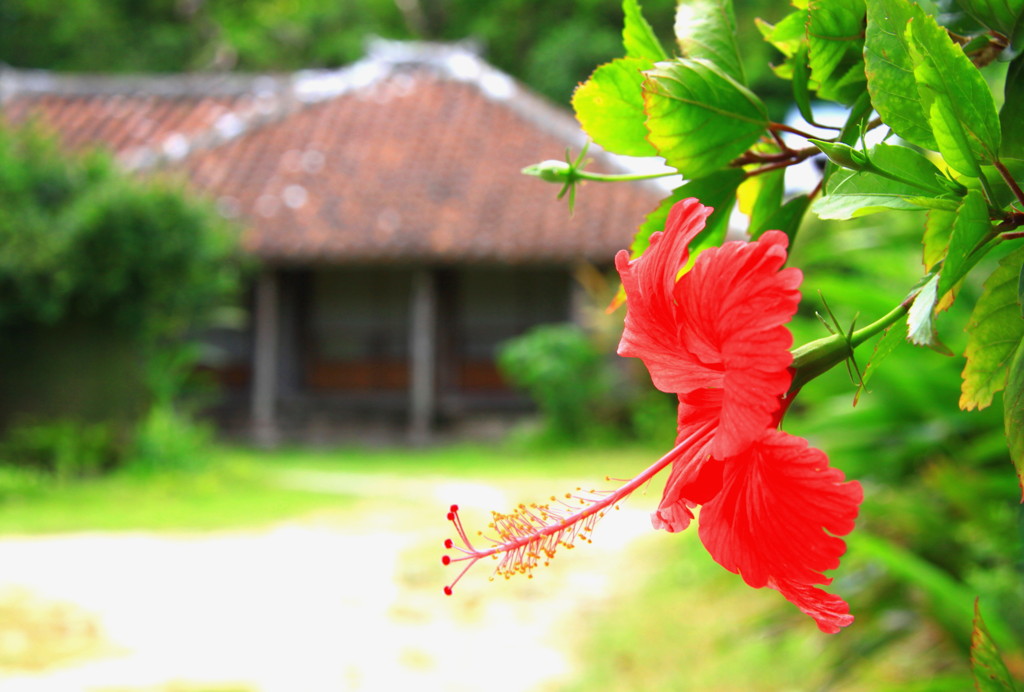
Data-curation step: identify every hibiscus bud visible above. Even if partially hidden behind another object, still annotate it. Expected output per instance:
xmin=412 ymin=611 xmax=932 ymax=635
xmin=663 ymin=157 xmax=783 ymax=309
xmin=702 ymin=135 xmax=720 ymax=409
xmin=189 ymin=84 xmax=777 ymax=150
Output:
xmin=521 ymin=159 xmax=574 ymax=183
xmin=810 ymin=140 xmax=868 ymax=171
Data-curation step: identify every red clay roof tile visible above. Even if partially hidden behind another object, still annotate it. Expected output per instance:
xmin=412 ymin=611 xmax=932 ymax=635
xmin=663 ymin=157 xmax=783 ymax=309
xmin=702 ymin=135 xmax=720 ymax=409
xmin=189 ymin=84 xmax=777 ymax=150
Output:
xmin=1 ymin=42 xmax=666 ymax=264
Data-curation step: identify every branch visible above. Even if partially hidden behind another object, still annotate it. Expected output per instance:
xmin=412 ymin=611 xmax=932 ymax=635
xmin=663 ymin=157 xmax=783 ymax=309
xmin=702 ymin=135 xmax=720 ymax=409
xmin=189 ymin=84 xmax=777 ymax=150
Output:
xmin=994 ymin=160 xmax=1024 ymax=208
xmin=768 ymin=121 xmax=821 ymax=140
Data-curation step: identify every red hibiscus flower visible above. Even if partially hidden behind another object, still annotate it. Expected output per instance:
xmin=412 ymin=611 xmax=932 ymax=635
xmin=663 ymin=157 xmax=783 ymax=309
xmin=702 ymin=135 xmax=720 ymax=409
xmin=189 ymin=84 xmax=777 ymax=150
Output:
xmin=616 ymin=198 xmax=862 ymax=633
xmin=617 ymin=198 xmax=801 ymax=459
xmin=443 ymin=198 xmax=862 ymax=635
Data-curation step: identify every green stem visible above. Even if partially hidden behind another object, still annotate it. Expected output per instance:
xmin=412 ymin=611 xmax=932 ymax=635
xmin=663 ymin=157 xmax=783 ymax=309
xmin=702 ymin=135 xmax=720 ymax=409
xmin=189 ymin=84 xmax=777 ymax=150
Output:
xmin=789 ymin=300 xmax=911 ymax=392
xmin=574 ymin=169 xmax=678 ymax=183
xmin=848 ymin=300 xmax=911 ymax=348
xmin=978 ymin=170 xmax=1001 ymax=208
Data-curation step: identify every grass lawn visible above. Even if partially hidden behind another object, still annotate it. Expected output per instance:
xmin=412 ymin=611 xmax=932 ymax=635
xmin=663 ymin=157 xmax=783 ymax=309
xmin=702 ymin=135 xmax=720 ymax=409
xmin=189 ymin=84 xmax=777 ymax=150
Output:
xmin=215 ymin=442 xmax=660 ymax=480
xmin=0 ymin=442 xmax=980 ymax=690
xmin=0 ymin=442 xmax=663 ymax=535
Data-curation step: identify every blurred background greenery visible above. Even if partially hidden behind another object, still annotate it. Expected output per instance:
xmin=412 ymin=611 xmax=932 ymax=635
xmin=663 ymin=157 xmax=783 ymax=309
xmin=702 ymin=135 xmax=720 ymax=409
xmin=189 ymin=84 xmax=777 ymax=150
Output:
xmin=0 ymin=122 xmax=243 ymax=480
xmin=0 ymin=0 xmax=794 ymax=107
xmin=0 ymin=0 xmax=1021 ymax=689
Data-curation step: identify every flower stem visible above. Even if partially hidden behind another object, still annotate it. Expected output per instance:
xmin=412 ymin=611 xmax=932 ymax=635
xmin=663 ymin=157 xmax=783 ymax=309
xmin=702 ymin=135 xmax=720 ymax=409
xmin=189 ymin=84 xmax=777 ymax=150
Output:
xmin=790 ymin=299 xmax=912 ymax=392
xmin=848 ymin=300 xmax=912 ymax=349
xmin=574 ymin=169 xmax=679 ymax=183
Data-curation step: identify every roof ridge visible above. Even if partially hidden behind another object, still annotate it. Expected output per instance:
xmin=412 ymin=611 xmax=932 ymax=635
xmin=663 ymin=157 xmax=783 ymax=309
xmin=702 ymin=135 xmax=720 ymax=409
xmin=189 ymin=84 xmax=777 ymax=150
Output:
xmin=1 ymin=41 xmax=677 ymax=187
xmin=0 ymin=66 xmax=292 ymax=99
xmin=0 ymin=40 xmax=500 ymax=101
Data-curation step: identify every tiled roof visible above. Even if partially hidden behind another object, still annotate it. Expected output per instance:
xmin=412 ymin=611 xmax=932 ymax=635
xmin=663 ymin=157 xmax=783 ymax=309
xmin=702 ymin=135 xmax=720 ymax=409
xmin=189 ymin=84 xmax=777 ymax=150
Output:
xmin=1 ymin=41 xmax=666 ymax=264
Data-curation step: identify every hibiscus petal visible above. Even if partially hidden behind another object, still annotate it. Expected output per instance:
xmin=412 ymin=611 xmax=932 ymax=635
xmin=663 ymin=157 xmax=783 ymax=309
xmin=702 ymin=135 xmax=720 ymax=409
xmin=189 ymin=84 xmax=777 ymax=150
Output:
xmin=616 ymin=198 xmax=722 ymax=394
xmin=676 ymin=230 xmax=802 ymax=458
xmin=652 ymin=415 xmax=721 ymax=532
xmin=771 ymin=578 xmax=856 ymax=634
xmin=617 ymin=201 xmax=803 ymax=459
xmin=697 ymin=430 xmax=863 ymax=629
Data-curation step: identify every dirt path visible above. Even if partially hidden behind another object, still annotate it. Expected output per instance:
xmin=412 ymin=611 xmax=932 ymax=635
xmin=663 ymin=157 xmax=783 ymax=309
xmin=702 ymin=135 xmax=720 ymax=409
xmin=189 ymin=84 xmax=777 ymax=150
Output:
xmin=0 ymin=471 xmax=659 ymax=692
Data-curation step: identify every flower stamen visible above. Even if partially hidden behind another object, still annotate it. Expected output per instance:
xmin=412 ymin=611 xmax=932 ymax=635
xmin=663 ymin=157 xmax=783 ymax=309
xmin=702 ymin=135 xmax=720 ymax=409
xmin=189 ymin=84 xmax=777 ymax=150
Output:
xmin=442 ymin=427 xmax=713 ymax=595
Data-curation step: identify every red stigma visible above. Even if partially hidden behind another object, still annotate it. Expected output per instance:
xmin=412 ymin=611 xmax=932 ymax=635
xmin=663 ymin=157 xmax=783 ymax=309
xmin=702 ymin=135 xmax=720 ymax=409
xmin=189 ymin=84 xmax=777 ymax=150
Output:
xmin=444 ymin=586 xmax=453 ymax=596
xmin=444 ymin=539 xmax=454 ymax=549
xmin=450 ymin=504 xmax=459 ymax=512
xmin=442 ymin=555 xmax=451 ymax=565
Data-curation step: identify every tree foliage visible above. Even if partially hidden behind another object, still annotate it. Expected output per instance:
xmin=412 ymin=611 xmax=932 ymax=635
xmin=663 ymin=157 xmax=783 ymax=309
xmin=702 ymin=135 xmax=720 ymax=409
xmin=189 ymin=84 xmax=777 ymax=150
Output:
xmin=0 ymin=0 xmax=789 ymax=102
xmin=0 ymin=122 xmax=241 ymax=339
xmin=0 ymin=123 xmax=242 ymax=475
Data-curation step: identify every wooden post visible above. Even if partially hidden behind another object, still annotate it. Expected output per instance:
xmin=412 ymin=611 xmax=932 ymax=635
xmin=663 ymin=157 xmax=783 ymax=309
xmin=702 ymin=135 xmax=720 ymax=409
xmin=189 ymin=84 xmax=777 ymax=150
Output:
xmin=409 ymin=268 xmax=438 ymax=443
xmin=251 ymin=269 xmax=280 ymax=446
xmin=569 ymin=268 xmax=588 ymax=327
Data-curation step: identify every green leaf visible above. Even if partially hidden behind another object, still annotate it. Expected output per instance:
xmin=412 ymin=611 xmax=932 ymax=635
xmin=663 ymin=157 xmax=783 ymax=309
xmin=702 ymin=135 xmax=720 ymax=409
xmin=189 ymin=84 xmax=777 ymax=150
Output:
xmin=862 ymin=141 xmax=952 ymax=189
xmin=629 ymin=168 xmax=745 ymax=258
xmin=923 ymin=207 xmax=956 ymax=272
xmin=836 ymin=90 xmax=875 ymax=146
xmin=807 ymin=0 xmax=868 ymax=105
xmin=756 ymin=11 xmax=807 ymax=59
xmin=904 ymin=196 xmax=962 ymax=211
xmin=788 ymin=44 xmax=817 ymax=128
xmin=738 ymin=167 xmax=784 ymax=238
xmin=1006 ymin=338 xmax=1024 ymax=501
xmin=864 ymin=0 xmax=938 ymax=150
xmin=1019 ymin=262 xmax=1024 ymax=318
xmin=956 ymin=0 xmax=1024 ymax=39
xmin=972 ymin=599 xmax=1020 ymax=691
xmin=961 ymin=245 xmax=1024 ymax=409
xmin=1002 ymin=52 xmax=1024 ymax=159
xmin=675 ymin=0 xmax=746 ymax=83
xmin=937 ymin=188 xmax=992 ymax=299
xmin=573 ymin=58 xmax=658 ymax=157
xmin=907 ymin=12 xmax=1002 ymax=177
xmin=752 ymin=194 xmax=810 ymax=242
xmin=814 ymin=171 xmax=929 ymax=217
xmin=643 ymin=59 xmax=768 ymax=178
xmin=908 ymin=272 xmax=953 ymax=353
xmin=623 ymin=0 xmax=668 ymax=62
xmin=813 ymin=143 xmax=954 ymax=219
xmin=854 ymin=317 xmax=909 ymax=404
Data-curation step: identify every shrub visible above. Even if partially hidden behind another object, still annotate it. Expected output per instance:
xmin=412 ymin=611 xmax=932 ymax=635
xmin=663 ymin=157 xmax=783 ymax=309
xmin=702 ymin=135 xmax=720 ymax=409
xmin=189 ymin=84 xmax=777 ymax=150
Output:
xmin=498 ymin=322 xmax=675 ymax=446
xmin=0 ymin=121 xmax=243 ymax=474
xmin=0 ymin=419 xmax=122 ymax=482
xmin=129 ymin=403 xmax=213 ymax=474
xmin=0 ymin=124 xmax=242 ymax=338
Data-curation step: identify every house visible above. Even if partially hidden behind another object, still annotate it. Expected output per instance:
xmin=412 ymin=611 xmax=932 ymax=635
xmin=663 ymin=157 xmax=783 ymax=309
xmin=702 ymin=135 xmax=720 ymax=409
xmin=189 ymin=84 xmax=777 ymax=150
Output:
xmin=0 ymin=40 xmax=664 ymax=442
